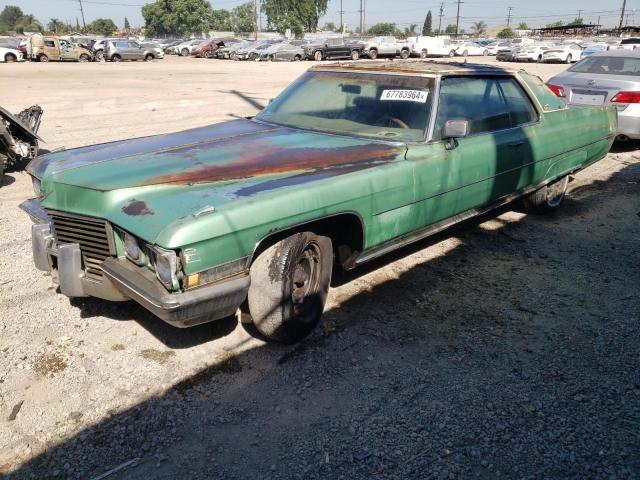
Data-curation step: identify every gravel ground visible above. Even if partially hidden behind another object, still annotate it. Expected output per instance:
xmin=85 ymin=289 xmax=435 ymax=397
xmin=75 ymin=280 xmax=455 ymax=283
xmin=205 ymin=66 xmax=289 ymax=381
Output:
xmin=1 ymin=56 xmax=639 ymax=479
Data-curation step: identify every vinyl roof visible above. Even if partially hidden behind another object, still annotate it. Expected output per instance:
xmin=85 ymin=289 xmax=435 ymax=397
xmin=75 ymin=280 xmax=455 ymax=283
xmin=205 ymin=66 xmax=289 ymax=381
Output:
xmin=311 ymin=60 xmax=520 ymax=76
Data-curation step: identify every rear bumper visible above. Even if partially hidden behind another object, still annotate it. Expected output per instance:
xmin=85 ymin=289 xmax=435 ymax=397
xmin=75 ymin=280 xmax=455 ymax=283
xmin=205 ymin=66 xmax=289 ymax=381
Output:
xmin=616 ymin=104 xmax=640 ymax=139
xmin=20 ymin=199 xmax=251 ymax=328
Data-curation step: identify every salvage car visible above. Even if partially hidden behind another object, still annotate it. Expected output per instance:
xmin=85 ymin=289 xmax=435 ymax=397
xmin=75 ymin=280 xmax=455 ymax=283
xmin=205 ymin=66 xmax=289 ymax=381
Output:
xmin=1 ymin=105 xmax=42 ymax=181
xmin=542 ymin=43 xmax=583 ymax=63
xmin=454 ymin=42 xmax=489 ymax=56
xmin=0 ymin=45 xmax=23 ymax=62
xmin=259 ymin=42 xmax=305 ymax=61
xmin=305 ymin=37 xmax=366 ymax=61
xmin=360 ymin=36 xmax=411 ymax=59
xmin=26 ymin=34 xmax=93 ymax=62
xmin=547 ymin=50 xmax=640 ymax=141
xmin=512 ymin=44 xmax=552 ymax=62
xmin=104 ymin=40 xmax=163 ymax=62
xmin=21 ymin=61 xmax=616 ymax=343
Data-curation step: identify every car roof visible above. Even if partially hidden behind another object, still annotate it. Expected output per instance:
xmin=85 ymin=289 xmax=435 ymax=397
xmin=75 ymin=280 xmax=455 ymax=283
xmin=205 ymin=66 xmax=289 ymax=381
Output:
xmin=310 ymin=60 xmax=520 ymax=77
xmin=590 ymin=49 xmax=640 ymax=58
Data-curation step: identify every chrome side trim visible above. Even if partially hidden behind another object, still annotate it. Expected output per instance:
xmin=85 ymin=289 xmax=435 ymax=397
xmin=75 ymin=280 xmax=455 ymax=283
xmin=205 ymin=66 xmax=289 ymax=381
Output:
xmin=19 ymin=198 xmax=50 ymax=224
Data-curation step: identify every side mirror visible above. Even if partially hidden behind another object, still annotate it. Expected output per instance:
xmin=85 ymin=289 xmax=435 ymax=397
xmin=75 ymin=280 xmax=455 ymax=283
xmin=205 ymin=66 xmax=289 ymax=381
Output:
xmin=442 ymin=119 xmax=469 ymax=149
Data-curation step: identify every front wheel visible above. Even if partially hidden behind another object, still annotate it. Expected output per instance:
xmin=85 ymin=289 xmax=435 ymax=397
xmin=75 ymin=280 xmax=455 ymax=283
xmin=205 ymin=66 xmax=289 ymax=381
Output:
xmin=314 ymin=50 xmax=322 ymax=61
xmin=448 ymin=50 xmax=455 ymax=57
xmin=95 ymin=50 xmax=104 ymax=61
xmin=420 ymin=49 xmax=428 ymax=58
xmin=368 ymin=49 xmax=378 ymax=59
xmin=144 ymin=54 xmax=153 ymax=61
xmin=462 ymin=50 xmax=469 ymax=56
xmin=400 ymin=49 xmax=410 ymax=59
xmin=523 ymin=175 xmax=569 ymax=214
xmin=79 ymin=54 xmax=90 ymax=62
xmin=483 ymin=50 xmax=488 ymax=56
xmin=351 ymin=50 xmax=360 ymax=60
xmin=181 ymin=48 xmax=189 ymax=57
xmin=39 ymin=54 xmax=49 ymax=62
xmin=111 ymin=54 xmax=121 ymax=62
xmin=247 ymin=232 xmax=333 ymax=343
xmin=565 ymin=54 xmax=572 ymax=64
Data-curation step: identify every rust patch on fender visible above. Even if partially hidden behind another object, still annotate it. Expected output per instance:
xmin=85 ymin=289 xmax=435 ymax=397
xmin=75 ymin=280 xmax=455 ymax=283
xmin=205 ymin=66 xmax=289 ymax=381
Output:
xmin=149 ymin=141 xmax=403 ymax=187
xmin=122 ymin=199 xmax=154 ymax=216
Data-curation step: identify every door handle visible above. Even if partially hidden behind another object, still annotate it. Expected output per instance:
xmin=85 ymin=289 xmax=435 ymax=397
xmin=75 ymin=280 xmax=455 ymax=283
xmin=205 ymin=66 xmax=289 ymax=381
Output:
xmin=508 ymin=141 xmax=524 ymax=147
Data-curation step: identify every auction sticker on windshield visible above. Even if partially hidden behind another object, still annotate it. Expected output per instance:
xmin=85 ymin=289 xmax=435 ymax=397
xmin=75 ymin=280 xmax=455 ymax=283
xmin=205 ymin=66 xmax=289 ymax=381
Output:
xmin=380 ymin=90 xmax=428 ymax=103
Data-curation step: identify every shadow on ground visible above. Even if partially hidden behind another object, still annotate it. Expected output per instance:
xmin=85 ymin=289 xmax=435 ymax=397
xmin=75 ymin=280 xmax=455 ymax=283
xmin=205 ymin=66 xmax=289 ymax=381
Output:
xmin=6 ymin=163 xmax=640 ymax=480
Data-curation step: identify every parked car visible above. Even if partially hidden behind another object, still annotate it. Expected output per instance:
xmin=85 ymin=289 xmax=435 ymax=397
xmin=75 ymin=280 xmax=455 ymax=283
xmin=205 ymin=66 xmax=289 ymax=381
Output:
xmin=233 ymin=41 xmax=278 ymax=60
xmin=104 ymin=39 xmax=162 ymax=62
xmin=161 ymin=40 xmax=184 ymax=54
xmin=485 ymin=41 xmax=510 ymax=55
xmin=26 ymin=34 xmax=93 ymax=62
xmin=176 ymin=39 xmax=203 ymax=57
xmin=216 ymin=41 xmax=251 ymax=59
xmin=617 ymin=37 xmax=640 ymax=50
xmin=259 ymin=42 xmax=305 ymax=61
xmin=547 ymin=50 xmax=640 ymax=141
xmin=21 ymin=61 xmax=616 ymax=343
xmin=496 ymin=45 xmax=515 ymax=61
xmin=542 ymin=43 xmax=583 ymax=63
xmin=581 ymin=43 xmax=609 ymax=57
xmin=191 ymin=40 xmax=215 ymax=58
xmin=360 ymin=36 xmax=410 ymax=59
xmin=0 ymin=105 xmax=42 ymax=181
xmin=512 ymin=44 xmax=552 ymax=62
xmin=305 ymin=37 xmax=365 ymax=61
xmin=0 ymin=46 xmax=23 ymax=62
xmin=91 ymin=38 xmax=116 ymax=61
xmin=454 ymin=42 xmax=489 ymax=56
xmin=407 ymin=36 xmax=457 ymax=58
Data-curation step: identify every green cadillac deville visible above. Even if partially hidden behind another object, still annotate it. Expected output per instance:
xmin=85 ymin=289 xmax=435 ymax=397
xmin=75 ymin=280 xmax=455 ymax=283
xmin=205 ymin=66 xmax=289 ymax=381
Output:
xmin=21 ymin=61 xmax=616 ymax=342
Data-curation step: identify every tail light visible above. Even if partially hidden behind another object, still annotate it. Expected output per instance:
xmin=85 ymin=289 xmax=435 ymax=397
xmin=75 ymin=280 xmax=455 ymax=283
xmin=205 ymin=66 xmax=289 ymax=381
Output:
xmin=546 ymin=83 xmax=566 ymax=98
xmin=611 ymin=91 xmax=640 ymax=103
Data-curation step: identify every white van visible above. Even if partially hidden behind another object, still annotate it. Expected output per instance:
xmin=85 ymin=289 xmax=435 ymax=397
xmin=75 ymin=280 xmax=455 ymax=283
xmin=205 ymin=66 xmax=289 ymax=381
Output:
xmin=407 ymin=36 xmax=456 ymax=58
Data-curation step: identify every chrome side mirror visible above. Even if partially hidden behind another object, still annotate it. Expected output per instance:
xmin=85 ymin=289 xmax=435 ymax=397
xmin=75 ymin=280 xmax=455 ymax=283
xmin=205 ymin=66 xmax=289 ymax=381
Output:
xmin=443 ymin=119 xmax=469 ymax=150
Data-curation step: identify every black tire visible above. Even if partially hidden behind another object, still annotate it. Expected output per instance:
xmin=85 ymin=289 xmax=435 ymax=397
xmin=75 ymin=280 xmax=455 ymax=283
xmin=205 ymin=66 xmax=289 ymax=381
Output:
xmin=483 ymin=49 xmax=489 ymax=56
xmin=5 ymin=53 xmax=16 ymax=62
xmin=181 ymin=48 xmax=189 ymax=57
xmin=0 ymin=154 xmax=5 ymax=184
xmin=523 ymin=175 xmax=569 ymax=214
xmin=565 ymin=54 xmax=572 ymax=64
xmin=111 ymin=54 xmax=121 ymax=62
xmin=463 ymin=50 xmax=469 ymax=56
xmin=537 ymin=54 xmax=542 ymax=62
xmin=95 ymin=50 xmax=104 ymax=61
xmin=144 ymin=53 xmax=154 ymax=61
xmin=314 ymin=50 xmax=323 ymax=61
xmin=420 ymin=49 xmax=428 ymax=58
xmin=247 ymin=232 xmax=333 ymax=343
xmin=203 ymin=51 xmax=211 ymax=58
xmin=368 ymin=49 xmax=378 ymax=59
xmin=351 ymin=50 xmax=360 ymax=61
xmin=39 ymin=54 xmax=49 ymax=62
xmin=400 ymin=49 xmax=410 ymax=59
xmin=79 ymin=54 xmax=90 ymax=62
xmin=448 ymin=50 xmax=455 ymax=57
xmin=294 ymin=54 xmax=301 ymax=61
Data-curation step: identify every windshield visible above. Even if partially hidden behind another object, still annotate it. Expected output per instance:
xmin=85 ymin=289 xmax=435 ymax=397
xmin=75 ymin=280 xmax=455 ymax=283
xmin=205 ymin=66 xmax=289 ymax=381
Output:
xmin=570 ymin=55 xmax=640 ymax=76
xmin=256 ymin=71 xmax=434 ymax=142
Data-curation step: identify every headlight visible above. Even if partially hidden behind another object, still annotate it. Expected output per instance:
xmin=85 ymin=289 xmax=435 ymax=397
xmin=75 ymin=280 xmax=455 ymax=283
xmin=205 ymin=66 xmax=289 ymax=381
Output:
xmin=151 ymin=246 xmax=179 ymax=290
xmin=31 ymin=176 xmax=42 ymax=197
xmin=124 ymin=232 xmax=142 ymax=263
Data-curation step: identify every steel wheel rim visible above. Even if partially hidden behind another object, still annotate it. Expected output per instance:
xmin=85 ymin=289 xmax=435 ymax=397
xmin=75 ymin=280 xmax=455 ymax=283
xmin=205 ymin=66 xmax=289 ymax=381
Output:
xmin=290 ymin=243 xmax=322 ymax=324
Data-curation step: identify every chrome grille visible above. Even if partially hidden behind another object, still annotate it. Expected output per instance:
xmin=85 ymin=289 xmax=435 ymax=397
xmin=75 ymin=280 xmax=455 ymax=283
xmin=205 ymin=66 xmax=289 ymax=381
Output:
xmin=47 ymin=210 xmax=115 ymax=278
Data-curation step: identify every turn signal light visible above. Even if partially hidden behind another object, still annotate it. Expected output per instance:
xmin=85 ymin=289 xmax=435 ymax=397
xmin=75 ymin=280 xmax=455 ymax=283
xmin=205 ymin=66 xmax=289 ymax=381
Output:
xmin=546 ymin=83 xmax=566 ymax=98
xmin=610 ymin=91 xmax=640 ymax=103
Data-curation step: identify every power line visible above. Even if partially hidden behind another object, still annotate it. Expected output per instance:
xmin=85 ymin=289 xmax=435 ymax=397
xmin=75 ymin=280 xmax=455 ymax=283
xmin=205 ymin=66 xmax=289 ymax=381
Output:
xmin=506 ymin=6 xmax=513 ymax=27
xmin=438 ymin=2 xmax=444 ymax=34
xmin=455 ymin=0 xmax=463 ymax=34
xmin=619 ymin=0 xmax=627 ymax=29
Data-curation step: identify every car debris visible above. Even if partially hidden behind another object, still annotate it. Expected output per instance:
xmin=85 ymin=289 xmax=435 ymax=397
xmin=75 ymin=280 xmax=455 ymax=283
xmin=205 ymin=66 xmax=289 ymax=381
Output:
xmin=0 ymin=105 xmax=42 ymax=182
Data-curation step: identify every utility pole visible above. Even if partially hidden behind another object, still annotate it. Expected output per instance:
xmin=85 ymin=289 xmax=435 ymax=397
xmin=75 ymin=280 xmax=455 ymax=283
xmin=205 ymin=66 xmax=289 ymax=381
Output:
xmin=577 ymin=9 xmax=582 ymax=23
xmin=359 ymin=0 xmax=363 ymax=34
xmin=339 ymin=0 xmax=344 ymax=35
xmin=455 ymin=0 xmax=463 ymax=35
xmin=253 ymin=0 xmax=258 ymax=40
xmin=619 ymin=0 xmax=627 ymax=30
xmin=363 ymin=0 xmax=366 ymax=33
xmin=77 ymin=0 xmax=86 ymax=31
xmin=506 ymin=7 xmax=513 ymax=27
xmin=438 ymin=2 xmax=444 ymax=35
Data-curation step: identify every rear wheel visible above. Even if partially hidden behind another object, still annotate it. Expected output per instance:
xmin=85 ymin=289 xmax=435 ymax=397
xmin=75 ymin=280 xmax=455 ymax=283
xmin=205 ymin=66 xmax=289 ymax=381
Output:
xmin=38 ymin=54 xmax=49 ymax=62
xmin=537 ymin=54 xmax=542 ymax=62
xmin=400 ymin=49 xmax=410 ymax=59
xmin=351 ymin=50 xmax=360 ymax=60
xmin=95 ymin=50 xmax=104 ymax=61
xmin=181 ymin=48 xmax=189 ymax=57
xmin=247 ymin=232 xmax=333 ymax=343
xmin=420 ymin=49 xmax=428 ymax=58
xmin=144 ymin=53 xmax=154 ymax=61
xmin=565 ymin=54 xmax=572 ymax=64
xmin=523 ymin=175 xmax=569 ymax=214
xmin=448 ymin=50 xmax=455 ymax=57
xmin=368 ymin=49 xmax=378 ymax=59
xmin=294 ymin=54 xmax=301 ymax=61
xmin=314 ymin=50 xmax=322 ymax=61
xmin=78 ymin=54 xmax=90 ymax=62
xmin=483 ymin=49 xmax=489 ymax=56
xmin=462 ymin=49 xmax=469 ymax=56
xmin=111 ymin=54 xmax=121 ymax=62
xmin=5 ymin=53 xmax=16 ymax=62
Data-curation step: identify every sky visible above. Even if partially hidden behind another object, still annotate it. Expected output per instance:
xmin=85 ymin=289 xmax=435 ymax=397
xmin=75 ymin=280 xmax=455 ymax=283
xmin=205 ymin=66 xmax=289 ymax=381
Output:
xmin=5 ymin=0 xmax=638 ymax=32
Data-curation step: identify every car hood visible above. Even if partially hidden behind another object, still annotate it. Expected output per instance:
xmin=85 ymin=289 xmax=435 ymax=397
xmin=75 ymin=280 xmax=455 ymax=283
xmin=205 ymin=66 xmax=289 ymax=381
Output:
xmin=32 ymin=119 xmax=406 ymax=243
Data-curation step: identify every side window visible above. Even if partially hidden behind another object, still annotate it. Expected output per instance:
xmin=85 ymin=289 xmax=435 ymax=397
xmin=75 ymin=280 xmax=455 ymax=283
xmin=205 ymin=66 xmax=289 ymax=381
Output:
xmin=434 ymin=77 xmax=511 ymax=139
xmin=128 ymin=42 xmax=139 ymax=48
xmin=44 ymin=40 xmax=55 ymax=47
xmin=498 ymin=78 xmax=537 ymax=126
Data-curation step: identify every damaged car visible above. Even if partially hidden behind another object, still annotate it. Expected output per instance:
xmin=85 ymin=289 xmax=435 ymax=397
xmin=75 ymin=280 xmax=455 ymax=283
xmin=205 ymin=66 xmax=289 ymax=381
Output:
xmin=21 ymin=62 xmax=616 ymax=343
xmin=1 ymin=105 xmax=42 ymax=181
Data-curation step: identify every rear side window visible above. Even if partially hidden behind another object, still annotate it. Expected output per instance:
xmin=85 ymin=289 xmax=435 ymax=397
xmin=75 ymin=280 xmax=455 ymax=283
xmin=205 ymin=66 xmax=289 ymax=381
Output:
xmin=434 ymin=76 xmax=537 ymax=139
xmin=44 ymin=40 xmax=55 ymax=47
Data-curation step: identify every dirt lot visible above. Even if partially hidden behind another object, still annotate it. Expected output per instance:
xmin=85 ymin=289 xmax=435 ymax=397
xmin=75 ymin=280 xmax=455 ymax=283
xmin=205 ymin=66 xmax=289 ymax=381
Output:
xmin=1 ymin=56 xmax=639 ymax=479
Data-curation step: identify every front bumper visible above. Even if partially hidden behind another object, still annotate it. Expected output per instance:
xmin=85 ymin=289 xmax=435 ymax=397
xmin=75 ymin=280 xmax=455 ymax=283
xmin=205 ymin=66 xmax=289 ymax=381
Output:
xmin=20 ymin=199 xmax=251 ymax=328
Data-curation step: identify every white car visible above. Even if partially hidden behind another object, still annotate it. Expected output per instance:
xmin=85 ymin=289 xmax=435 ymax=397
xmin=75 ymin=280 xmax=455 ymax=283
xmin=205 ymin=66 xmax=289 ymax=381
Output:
xmin=486 ymin=41 xmax=510 ymax=55
xmin=454 ymin=42 xmax=489 ymax=57
xmin=175 ymin=40 xmax=203 ymax=56
xmin=617 ymin=38 xmax=640 ymax=51
xmin=0 ymin=46 xmax=23 ymax=62
xmin=542 ymin=43 xmax=583 ymax=63
xmin=512 ymin=44 xmax=552 ymax=62
xmin=407 ymin=36 xmax=457 ymax=57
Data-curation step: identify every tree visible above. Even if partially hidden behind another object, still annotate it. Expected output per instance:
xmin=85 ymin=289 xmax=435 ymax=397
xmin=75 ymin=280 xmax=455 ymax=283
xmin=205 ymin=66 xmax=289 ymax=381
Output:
xmin=367 ymin=22 xmax=397 ymax=36
xmin=15 ymin=14 xmax=42 ymax=33
xmin=444 ymin=24 xmax=457 ymax=34
xmin=142 ymin=0 xmax=214 ymax=37
xmin=87 ymin=18 xmax=118 ymax=36
xmin=518 ymin=22 xmax=528 ymax=30
xmin=322 ymin=22 xmax=335 ymax=31
xmin=404 ymin=24 xmax=417 ymax=37
xmin=568 ymin=17 xmax=584 ymax=26
xmin=47 ymin=18 xmax=65 ymax=34
xmin=76 ymin=17 xmax=81 ymax=31
xmin=211 ymin=9 xmax=232 ymax=31
xmin=471 ymin=21 xmax=487 ymax=36
xmin=496 ymin=27 xmax=515 ymax=38
xmin=0 ymin=5 xmax=24 ymax=29
xmin=231 ymin=2 xmax=253 ymax=33
xmin=422 ymin=10 xmax=432 ymax=35
xmin=546 ymin=21 xmax=563 ymax=28
xmin=124 ymin=17 xmax=130 ymax=30
xmin=261 ymin=0 xmax=328 ymax=37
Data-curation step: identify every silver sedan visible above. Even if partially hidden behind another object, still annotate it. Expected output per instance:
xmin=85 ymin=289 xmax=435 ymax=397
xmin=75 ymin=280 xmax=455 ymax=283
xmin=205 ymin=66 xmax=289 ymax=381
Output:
xmin=547 ymin=50 xmax=640 ymax=141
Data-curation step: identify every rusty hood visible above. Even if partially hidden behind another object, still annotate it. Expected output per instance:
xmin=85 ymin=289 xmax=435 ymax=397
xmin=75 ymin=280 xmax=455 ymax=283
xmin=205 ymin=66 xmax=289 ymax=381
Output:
xmin=34 ymin=119 xmax=406 ymax=243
